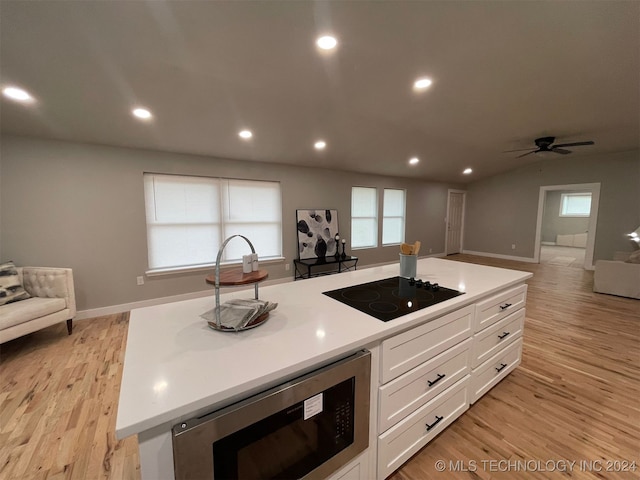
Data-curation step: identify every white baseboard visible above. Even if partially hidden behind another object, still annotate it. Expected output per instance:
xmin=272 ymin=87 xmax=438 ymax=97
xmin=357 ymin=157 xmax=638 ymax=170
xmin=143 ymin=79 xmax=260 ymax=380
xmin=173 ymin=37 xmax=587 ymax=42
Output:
xmin=541 ymin=241 xmax=556 ymax=246
xmin=462 ymin=250 xmax=537 ymax=263
xmin=75 ymin=276 xmax=294 ymax=320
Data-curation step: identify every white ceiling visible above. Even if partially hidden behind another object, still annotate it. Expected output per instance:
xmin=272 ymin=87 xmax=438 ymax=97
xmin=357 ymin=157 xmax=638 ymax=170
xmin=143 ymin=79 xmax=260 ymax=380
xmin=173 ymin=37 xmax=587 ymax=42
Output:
xmin=1 ymin=1 xmax=638 ymax=183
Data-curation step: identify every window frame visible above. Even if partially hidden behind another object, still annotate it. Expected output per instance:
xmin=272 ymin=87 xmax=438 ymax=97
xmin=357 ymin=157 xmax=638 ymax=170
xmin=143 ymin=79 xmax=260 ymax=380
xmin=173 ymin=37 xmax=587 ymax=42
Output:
xmin=559 ymin=192 xmax=592 ymax=218
xmin=143 ymin=173 xmax=283 ymax=274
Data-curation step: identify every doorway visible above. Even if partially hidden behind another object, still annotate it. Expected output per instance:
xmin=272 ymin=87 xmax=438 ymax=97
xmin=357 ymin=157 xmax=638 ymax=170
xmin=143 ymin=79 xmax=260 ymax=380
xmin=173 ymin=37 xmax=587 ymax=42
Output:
xmin=445 ymin=190 xmax=466 ymax=255
xmin=534 ymin=183 xmax=600 ymax=269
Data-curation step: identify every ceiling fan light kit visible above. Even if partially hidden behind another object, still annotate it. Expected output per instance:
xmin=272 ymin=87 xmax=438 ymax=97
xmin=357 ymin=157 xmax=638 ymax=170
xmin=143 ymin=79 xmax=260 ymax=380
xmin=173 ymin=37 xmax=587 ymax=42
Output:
xmin=505 ymin=136 xmax=595 ymax=158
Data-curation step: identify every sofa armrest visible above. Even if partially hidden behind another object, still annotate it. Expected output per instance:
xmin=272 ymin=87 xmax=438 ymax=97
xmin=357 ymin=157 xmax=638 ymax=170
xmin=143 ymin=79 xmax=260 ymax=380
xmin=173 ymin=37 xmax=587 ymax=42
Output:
xmin=19 ymin=267 xmax=77 ymax=318
xmin=593 ymin=260 xmax=640 ymax=299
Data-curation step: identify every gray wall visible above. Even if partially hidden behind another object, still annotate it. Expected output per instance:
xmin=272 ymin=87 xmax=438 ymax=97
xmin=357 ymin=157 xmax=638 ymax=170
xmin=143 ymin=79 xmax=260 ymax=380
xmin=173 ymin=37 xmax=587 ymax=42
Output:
xmin=1 ymin=134 xmax=460 ymax=311
xmin=541 ymin=190 xmax=590 ymax=243
xmin=464 ymin=150 xmax=640 ymax=260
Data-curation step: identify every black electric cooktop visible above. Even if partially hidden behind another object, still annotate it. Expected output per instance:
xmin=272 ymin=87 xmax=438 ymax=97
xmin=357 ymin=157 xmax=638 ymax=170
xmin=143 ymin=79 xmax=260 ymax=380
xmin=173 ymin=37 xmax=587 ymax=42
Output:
xmin=323 ymin=276 xmax=464 ymax=322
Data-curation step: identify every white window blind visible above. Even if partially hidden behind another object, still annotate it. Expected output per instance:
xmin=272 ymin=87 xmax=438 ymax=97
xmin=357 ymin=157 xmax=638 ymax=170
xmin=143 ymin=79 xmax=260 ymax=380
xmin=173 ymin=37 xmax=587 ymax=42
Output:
xmin=560 ymin=193 xmax=591 ymax=217
xmin=382 ymin=188 xmax=406 ymax=245
xmin=144 ymin=173 xmax=282 ymax=271
xmin=351 ymin=187 xmax=378 ymax=248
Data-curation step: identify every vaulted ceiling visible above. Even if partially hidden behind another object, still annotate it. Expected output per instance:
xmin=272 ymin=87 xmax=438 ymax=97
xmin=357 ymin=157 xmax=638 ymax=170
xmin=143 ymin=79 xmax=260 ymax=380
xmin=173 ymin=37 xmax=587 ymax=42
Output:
xmin=1 ymin=1 xmax=638 ymax=183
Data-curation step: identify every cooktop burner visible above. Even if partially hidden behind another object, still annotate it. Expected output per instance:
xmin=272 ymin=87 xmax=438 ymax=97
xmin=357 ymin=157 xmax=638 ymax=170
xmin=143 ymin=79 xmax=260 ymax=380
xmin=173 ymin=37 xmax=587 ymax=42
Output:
xmin=323 ymin=276 xmax=464 ymax=322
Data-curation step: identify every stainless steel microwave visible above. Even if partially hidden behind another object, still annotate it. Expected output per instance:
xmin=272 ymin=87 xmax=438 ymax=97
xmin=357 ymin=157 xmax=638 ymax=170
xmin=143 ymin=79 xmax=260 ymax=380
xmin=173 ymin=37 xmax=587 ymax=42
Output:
xmin=172 ymin=350 xmax=371 ymax=479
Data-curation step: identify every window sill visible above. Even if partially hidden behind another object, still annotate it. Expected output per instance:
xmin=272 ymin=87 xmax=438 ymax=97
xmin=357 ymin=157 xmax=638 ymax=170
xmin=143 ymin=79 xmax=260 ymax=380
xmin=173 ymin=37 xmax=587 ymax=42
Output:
xmin=146 ymin=257 xmax=286 ymax=277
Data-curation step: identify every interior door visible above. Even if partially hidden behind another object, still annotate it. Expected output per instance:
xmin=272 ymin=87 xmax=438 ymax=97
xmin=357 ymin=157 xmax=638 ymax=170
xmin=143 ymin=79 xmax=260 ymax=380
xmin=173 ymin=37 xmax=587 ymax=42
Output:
xmin=446 ymin=191 xmax=465 ymax=255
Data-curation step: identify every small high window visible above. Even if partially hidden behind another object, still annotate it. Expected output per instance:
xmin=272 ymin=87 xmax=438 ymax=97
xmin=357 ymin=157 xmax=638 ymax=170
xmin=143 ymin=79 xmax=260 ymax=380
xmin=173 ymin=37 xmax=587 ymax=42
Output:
xmin=560 ymin=192 xmax=592 ymax=217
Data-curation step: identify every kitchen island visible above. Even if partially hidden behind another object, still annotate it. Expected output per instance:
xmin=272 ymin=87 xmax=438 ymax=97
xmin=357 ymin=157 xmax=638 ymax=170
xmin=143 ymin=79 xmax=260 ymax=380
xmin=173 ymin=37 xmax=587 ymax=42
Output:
xmin=116 ymin=257 xmax=532 ymax=479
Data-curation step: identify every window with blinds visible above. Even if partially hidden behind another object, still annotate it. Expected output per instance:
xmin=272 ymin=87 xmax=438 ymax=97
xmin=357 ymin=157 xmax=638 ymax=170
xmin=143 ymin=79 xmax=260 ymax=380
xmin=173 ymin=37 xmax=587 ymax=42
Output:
xmin=351 ymin=186 xmax=378 ymax=249
xmin=143 ymin=173 xmax=282 ymax=271
xmin=382 ymin=188 xmax=406 ymax=245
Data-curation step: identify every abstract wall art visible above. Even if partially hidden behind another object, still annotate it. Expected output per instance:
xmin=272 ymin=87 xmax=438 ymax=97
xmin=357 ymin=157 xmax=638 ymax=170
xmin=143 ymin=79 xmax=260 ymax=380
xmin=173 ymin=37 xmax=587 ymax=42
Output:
xmin=296 ymin=209 xmax=339 ymax=259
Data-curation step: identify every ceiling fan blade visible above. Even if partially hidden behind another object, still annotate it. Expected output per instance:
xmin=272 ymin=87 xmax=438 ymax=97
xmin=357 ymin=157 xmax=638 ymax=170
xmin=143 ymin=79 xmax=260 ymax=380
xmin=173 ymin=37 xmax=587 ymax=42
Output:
xmin=503 ymin=147 xmax=537 ymax=153
xmin=552 ymin=148 xmax=572 ymax=155
xmin=516 ymin=150 xmax=537 ymax=158
xmin=553 ymin=141 xmax=595 ymax=148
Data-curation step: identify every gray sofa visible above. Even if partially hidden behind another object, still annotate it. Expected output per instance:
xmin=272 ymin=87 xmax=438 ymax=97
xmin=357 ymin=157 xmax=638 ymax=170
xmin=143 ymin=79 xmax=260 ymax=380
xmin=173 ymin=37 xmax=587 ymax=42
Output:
xmin=0 ymin=267 xmax=76 ymax=343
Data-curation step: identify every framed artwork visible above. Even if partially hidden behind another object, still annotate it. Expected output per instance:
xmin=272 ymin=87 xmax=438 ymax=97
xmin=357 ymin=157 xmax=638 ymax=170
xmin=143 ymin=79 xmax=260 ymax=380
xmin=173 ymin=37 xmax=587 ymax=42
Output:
xmin=296 ymin=209 xmax=339 ymax=259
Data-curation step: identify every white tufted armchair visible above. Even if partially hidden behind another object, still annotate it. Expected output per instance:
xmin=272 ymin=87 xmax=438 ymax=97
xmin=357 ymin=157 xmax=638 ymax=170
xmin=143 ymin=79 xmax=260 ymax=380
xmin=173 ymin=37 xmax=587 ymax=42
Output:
xmin=0 ymin=267 xmax=76 ymax=343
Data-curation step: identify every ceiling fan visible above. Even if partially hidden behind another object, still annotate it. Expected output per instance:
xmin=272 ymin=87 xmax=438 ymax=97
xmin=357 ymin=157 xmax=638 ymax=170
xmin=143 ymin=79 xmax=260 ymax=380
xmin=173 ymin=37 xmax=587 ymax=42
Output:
xmin=505 ymin=136 xmax=595 ymax=158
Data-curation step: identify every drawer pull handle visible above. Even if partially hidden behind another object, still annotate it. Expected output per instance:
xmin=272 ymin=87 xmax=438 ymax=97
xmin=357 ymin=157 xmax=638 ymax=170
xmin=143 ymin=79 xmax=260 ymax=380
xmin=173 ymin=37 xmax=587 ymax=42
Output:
xmin=427 ymin=373 xmax=446 ymax=387
xmin=425 ymin=415 xmax=444 ymax=432
xmin=499 ymin=303 xmax=512 ymax=311
xmin=495 ymin=363 xmax=508 ymax=373
xmin=498 ymin=331 xmax=510 ymax=340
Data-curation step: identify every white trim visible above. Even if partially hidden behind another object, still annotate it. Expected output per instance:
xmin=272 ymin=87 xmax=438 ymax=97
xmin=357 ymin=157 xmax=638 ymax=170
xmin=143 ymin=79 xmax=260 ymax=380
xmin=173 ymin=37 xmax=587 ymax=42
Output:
xmin=445 ymin=189 xmax=466 ymax=255
xmin=462 ymin=250 xmax=537 ymax=263
xmin=534 ymin=183 xmax=600 ymax=269
xmin=75 ymin=276 xmax=294 ymax=320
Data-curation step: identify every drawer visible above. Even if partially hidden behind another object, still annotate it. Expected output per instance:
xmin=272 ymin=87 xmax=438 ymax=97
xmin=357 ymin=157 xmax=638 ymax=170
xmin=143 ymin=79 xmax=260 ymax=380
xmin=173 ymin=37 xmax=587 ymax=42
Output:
xmin=474 ymin=284 xmax=527 ymax=332
xmin=470 ymin=337 xmax=522 ymax=404
xmin=381 ymin=304 xmax=473 ymax=383
xmin=377 ymin=376 xmax=469 ymax=479
xmin=472 ymin=308 xmax=524 ymax=368
xmin=379 ymin=338 xmax=471 ymax=432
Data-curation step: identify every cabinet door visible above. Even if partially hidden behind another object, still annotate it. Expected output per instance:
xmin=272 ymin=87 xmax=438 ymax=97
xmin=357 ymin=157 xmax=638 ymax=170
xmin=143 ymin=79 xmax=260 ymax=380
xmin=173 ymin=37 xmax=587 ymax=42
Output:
xmin=474 ymin=285 xmax=527 ymax=332
xmin=326 ymin=450 xmax=369 ymax=480
xmin=379 ymin=338 xmax=471 ymax=432
xmin=472 ymin=308 xmax=524 ymax=368
xmin=470 ymin=338 xmax=522 ymax=404
xmin=381 ymin=305 xmax=473 ymax=383
xmin=377 ymin=377 xmax=469 ymax=479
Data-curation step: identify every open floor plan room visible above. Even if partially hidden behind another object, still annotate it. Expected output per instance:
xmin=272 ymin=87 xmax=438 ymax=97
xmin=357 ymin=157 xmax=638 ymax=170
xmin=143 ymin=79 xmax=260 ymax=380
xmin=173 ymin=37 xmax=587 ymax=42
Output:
xmin=1 ymin=254 xmax=638 ymax=480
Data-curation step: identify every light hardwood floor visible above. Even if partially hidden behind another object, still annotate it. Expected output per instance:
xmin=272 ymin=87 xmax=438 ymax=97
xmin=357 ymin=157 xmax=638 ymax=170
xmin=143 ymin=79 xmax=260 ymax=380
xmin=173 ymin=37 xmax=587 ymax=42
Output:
xmin=1 ymin=255 xmax=638 ymax=479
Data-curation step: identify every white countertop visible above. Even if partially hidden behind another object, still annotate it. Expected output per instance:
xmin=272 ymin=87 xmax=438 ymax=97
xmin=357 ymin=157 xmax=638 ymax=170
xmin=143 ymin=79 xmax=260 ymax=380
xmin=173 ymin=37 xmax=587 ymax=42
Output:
xmin=115 ymin=257 xmax=531 ymax=439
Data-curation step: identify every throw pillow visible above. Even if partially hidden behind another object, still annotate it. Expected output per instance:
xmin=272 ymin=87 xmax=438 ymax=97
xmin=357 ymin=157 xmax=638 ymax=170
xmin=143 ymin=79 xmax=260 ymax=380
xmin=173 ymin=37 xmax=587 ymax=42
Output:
xmin=0 ymin=261 xmax=31 ymax=306
xmin=625 ymin=250 xmax=640 ymax=264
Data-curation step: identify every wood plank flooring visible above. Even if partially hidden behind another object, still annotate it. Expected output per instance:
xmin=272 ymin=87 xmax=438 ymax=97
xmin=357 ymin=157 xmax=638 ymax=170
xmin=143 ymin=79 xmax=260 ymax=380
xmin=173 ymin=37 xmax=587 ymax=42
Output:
xmin=1 ymin=255 xmax=638 ymax=479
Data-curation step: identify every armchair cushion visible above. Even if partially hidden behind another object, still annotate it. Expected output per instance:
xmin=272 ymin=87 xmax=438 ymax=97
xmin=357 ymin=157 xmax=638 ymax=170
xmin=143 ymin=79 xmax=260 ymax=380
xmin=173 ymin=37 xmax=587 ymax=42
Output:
xmin=0 ymin=261 xmax=31 ymax=306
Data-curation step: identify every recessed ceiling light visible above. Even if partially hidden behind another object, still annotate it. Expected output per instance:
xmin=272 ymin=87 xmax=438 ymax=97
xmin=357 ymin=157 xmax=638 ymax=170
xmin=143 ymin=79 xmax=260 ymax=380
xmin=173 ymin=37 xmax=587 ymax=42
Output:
xmin=2 ymin=86 xmax=34 ymax=103
xmin=316 ymin=35 xmax=338 ymax=50
xmin=409 ymin=157 xmax=420 ymax=165
xmin=413 ymin=77 xmax=433 ymax=90
xmin=463 ymin=168 xmax=473 ymax=174
xmin=239 ymin=130 xmax=253 ymax=139
xmin=132 ymin=108 xmax=152 ymax=120
xmin=314 ymin=140 xmax=326 ymax=150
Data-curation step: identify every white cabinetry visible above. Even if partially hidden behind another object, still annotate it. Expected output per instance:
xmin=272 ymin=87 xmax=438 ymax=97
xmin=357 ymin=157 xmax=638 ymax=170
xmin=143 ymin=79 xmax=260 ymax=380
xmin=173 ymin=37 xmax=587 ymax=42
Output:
xmin=327 ymin=451 xmax=370 ymax=480
xmin=470 ymin=284 xmax=527 ymax=404
xmin=376 ymin=306 xmax=473 ymax=479
xmin=375 ymin=283 xmax=528 ymax=479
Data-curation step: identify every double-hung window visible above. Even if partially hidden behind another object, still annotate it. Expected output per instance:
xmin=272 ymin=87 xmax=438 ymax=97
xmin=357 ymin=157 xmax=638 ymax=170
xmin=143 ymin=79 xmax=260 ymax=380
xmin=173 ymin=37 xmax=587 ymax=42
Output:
xmin=351 ymin=187 xmax=378 ymax=248
xmin=382 ymin=188 xmax=406 ymax=245
xmin=144 ymin=173 xmax=282 ymax=272
xmin=560 ymin=192 xmax=591 ymax=217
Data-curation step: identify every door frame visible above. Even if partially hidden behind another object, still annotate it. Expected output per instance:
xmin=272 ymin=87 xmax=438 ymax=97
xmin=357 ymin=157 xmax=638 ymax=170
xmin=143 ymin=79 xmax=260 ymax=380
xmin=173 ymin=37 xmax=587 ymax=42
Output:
xmin=533 ymin=183 xmax=601 ymax=269
xmin=445 ymin=189 xmax=467 ymax=255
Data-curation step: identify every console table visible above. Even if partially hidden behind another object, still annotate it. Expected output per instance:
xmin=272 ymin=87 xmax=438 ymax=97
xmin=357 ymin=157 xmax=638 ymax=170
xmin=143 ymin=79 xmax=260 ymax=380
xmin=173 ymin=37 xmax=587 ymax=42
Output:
xmin=294 ymin=255 xmax=358 ymax=280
